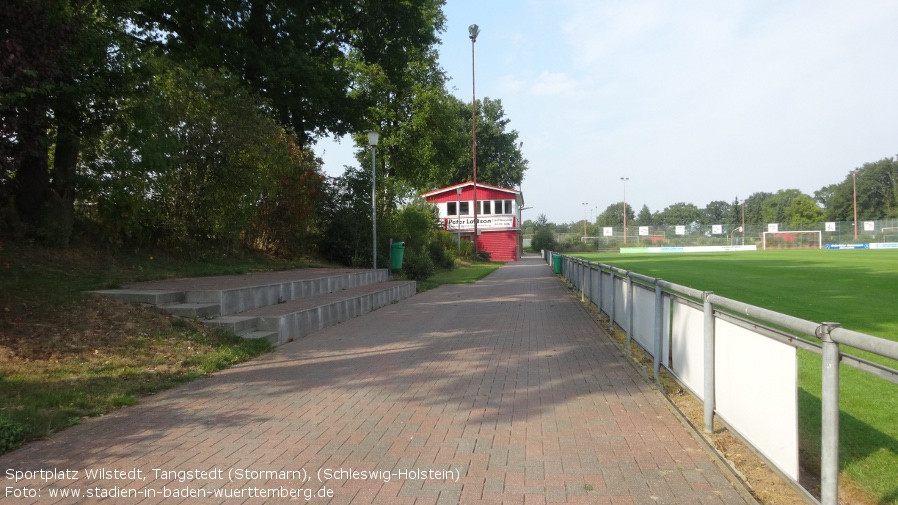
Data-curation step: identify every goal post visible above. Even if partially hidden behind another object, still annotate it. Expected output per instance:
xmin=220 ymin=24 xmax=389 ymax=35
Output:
xmin=762 ymin=230 xmax=823 ymax=250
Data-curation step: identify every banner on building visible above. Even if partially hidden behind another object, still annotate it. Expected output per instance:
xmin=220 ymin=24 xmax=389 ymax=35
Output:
xmin=445 ymin=216 xmax=515 ymax=231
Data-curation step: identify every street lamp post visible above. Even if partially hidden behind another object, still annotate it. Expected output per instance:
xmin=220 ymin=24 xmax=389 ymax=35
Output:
xmin=456 ymin=187 xmax=462 ymax=250
xmin=741 ymin=199 xmax=746 ymax=246
xmin=469 ymin=24 xmax=480 ymax=253
xmin=368 ymin=131 xmax=379 ymax=269
xmin=621 ymin=177 xmax=629 ymax=244
xmin=851 ymin=170 xmax=858 ymax=241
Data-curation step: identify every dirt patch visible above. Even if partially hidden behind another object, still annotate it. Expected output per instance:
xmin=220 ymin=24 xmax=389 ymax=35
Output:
xmin=1 ymin=295 xmax=175 ymax=362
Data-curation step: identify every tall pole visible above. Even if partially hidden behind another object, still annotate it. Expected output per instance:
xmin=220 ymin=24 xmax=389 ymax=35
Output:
xmin=741 ymin=199 xmax=746 ymax=246
xmin=368 ymin=131 xmax=380 ymax=269
xmin=582 ymin=202 xmax=588 ymax=240
xmin=469 ymin=24 xmax=480 ymax=253
xmin=851 ymin=170 xmax=858 ymax=241
xmin=372 ymin=146 xmax=377 ymax=269
xmin=621 ymin=177 xmax=629 ymax=244
xmin=456 ymin=187 xmax=462 ymax=250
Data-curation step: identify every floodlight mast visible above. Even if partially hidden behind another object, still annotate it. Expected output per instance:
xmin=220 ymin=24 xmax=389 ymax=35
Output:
xmin=620 ymin=177 xmax=629 ymax=243
xmin=851 ymin=170 xmax=858 ymax=240
xmin=470 ymin=24 xmax=480 ymax=252
xmin=582 ymin=202 xmax=589 ymax=240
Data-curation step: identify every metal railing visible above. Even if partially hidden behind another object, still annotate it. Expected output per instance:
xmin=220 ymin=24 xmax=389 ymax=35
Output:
xmin=543 ymin=250 xmax=898 ymax=505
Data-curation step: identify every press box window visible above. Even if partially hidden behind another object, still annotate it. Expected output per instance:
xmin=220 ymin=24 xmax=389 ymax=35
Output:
xmin=493 ymin=200 xmax=513 ymax=214
xmin=480 ymin=201 xmax=492 ymax=214
xmin=447 ymin=202 xmax=457 ymax=216
xmin=459 ymin=202 xmax=470 ymax=215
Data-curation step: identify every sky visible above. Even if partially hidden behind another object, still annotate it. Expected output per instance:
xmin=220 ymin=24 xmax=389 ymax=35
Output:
xmin=314 ymin=0 xmax=898 ymax=225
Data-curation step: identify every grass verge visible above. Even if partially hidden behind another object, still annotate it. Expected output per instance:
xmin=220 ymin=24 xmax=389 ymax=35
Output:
xmin=414 ymin=260 xmax=504 ymax=291
xmin=0 ymin=240 xmax=319 ymax=454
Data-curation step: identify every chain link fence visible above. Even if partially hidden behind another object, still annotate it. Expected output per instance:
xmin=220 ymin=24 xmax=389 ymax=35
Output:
xmin=554 ymin=219 xmax=898 ymax=250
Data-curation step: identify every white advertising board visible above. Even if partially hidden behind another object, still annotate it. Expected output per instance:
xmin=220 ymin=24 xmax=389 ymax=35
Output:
xmin=601 ymin=270 xmax=614 ymax=315
xmin=620 ymin=245 xmax=757 ymax=254
xmin=614 ymin=275 xmax=628 ymax=330
xmin=712 ymin=224 xmax=723 ymax=235
xmin=670 ymin=299 xmax=705 ymax=399
xmin=631 ymin=284 xmax=655 ymax=351
xmin=675 ymin=225 xmax=686 ymax=235
xmin=715 ymin=318 xmax=798 ymax=480
xmin=603 ymin=227 xmax=614 ymax=237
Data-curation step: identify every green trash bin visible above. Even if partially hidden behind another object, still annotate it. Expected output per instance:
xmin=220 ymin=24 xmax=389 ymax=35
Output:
xmin=390 ymin=242 xmax=405 ymax=269
xmin=552 ymin=253 xmax=562 ymax=274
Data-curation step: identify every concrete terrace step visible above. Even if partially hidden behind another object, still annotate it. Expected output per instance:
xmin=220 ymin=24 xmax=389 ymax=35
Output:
xmin=202 ymin=281 xmax=416 ymax=345
xmin=159 ymin=302 xmax=221 ymax=319
xmin=116 ymin=268 xmax=390 ymax=316
xmin=92 ymin=268 xmax=416 ymax=346
xmin=91 ymin=289 xmax=185 ymax=305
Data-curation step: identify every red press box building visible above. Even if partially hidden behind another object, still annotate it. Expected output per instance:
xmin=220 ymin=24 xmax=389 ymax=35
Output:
xmin=422 ymin=182 xmax=524 ymax=262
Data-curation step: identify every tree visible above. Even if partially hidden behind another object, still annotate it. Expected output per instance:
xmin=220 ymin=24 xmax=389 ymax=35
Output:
xmin=702 ymin=200 xmax=731 ymax=225
xmin=743 ymin=192 xmax=772 ymax=224
xmin=635 ymin=204 xmax=654 ymax=226
xmin=531 ymin=213 xmax=556 ymax=251
xmin=727 ymin=197 xmax=742 ymax=226
xmin=128 ymin=0 xmax=446 ymax=144
xmin=317 ymin=168 xmax=376 ymax=267
xmin=819 ymin=158 xmax=898 ymax=221
xmin=784 ymin=195 xmax=824 ymax=228
xmin=360 ymin=94 xmax=529 ymax=191
xmin=597 ymin=202 xmax=634 ymax=227
xmin=1 ymin=0 xmax=126 ymax=241
xmin=761 ymin=189 xmax=804 ymax=224
xmin=656 ymin=202 xmax=702 ymax=226
xmin=79 ymin=59 xmax=317 ymax=251
xmin=468 ymin=97 xmax=528 ymax=188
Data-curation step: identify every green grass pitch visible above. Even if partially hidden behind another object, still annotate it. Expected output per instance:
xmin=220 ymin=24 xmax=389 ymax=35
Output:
xmin=572 ymin=249 xmax=898 ymax=502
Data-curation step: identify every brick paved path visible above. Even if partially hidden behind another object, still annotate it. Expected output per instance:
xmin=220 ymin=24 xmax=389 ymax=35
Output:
xmin=1 ymin=257 xmax=753 ymax=504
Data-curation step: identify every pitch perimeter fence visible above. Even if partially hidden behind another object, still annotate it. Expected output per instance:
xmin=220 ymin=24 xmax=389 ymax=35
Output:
xmin=543 ymin=250 xmax=898 ymax=505
xmin=558 ymin=218 xmax=898 ymax=248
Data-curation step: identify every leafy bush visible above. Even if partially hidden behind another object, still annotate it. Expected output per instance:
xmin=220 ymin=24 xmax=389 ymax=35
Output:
xmin=402 ymin=250 xmax=436 ymax=280
xmin=79 ymin=59 xmax=315 ymax=255
xmin=428 ymin=231 xmax=456 ymax=269
xmin=0 ymin=416 xmax=24 ymax=455
xmin=457 ymin=239 xmax=475 ymax=259
xmin=531 ymin=226 xmax=557 ymax=252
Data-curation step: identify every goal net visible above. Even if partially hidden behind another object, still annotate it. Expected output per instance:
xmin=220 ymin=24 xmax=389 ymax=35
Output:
xmin=762 ymin=230 xmax=822 ymax=250
xmin=883 ymin=227 xmax=898 ymax=241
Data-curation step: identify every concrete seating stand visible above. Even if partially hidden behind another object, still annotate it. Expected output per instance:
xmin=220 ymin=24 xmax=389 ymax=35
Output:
xmin=94 ymin=268 xmax=415 ymax=345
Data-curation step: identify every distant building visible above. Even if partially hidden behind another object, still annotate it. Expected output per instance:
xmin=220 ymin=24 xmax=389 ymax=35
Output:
xmin=422 ymin=182 xmax=524 ymax=262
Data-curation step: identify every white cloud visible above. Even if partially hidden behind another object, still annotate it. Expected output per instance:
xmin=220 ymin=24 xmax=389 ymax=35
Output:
xmin=529 ymin=71 xmax=578 ymax=96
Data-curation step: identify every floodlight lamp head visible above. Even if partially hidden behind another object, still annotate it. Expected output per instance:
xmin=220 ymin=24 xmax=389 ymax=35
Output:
xmin=468 ymin=24 xmax=480 ymax=42
xmin=367 ymin=131 xmax=379 ymax=147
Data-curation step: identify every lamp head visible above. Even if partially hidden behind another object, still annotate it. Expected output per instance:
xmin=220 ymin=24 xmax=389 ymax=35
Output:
xmin=367 ymin=131 xmax=379 ymax=147
xmin=468 ymin=24 xmax=480 ymax=42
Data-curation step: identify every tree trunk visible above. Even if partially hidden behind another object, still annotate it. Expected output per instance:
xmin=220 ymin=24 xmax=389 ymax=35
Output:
xmin=50 ymin=91 xmax=81 ymax=243
xmin=14 ymin=105 xmax=51 ymax=218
